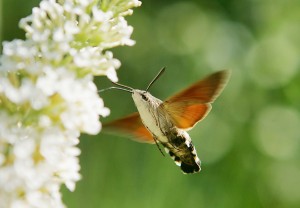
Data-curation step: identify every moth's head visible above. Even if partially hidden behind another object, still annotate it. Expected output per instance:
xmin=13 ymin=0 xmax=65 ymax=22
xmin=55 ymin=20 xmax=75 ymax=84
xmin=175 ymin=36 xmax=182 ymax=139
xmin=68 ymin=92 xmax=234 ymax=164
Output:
xmin=132 ymin=89 xmax=162 ymax=110
xmin=132 ymin=89 xmax=151 ymax=106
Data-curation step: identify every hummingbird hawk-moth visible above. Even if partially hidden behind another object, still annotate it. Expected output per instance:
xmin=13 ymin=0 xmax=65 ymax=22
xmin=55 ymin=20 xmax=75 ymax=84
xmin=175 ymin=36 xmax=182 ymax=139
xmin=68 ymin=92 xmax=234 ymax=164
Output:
xmin=102 ymin=68 xmax=230 ymax=174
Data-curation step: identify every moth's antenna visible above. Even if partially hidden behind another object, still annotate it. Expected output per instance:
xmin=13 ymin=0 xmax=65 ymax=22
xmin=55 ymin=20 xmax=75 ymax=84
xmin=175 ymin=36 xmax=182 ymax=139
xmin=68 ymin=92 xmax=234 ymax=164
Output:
xmin=99 ymin=81 xmax=134 ymax=93
xmin=111 ymin=82 xmax=133 ymax=91
xmin=98 ymin=87 xmax=132 ymax=93
xmin=145 ymin=67 xmax=166 ymax=92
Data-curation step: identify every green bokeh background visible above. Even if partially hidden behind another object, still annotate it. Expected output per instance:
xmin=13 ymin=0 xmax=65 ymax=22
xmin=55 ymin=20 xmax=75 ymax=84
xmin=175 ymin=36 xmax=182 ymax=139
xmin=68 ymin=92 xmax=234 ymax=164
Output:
xmin=1 ymin=0 xmax=300 ymax=207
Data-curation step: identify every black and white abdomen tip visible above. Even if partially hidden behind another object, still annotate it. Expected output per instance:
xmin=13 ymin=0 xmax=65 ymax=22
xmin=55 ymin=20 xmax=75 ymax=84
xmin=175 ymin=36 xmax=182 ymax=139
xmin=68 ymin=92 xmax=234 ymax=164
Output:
xmin=180 ymin=158 xmax=201 ymax=174
xmin=164 ymin=145 xmax=201 ymax=174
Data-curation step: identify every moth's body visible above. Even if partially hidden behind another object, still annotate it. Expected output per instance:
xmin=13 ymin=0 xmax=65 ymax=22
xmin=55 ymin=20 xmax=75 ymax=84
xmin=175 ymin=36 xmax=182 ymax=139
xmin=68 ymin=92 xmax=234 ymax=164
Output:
xmin=103 ymin=69 xmax=230 ymax=174
xmin=132 ymin=90 xmax=201 ymax=173
xmin=132 ymin=90 xmax=167 ymax=142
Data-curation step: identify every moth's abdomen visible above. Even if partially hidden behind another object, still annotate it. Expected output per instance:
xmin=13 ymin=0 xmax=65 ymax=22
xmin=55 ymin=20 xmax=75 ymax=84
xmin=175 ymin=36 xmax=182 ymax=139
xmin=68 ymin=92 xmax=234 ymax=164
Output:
xmin=168 ymin=148 xmax=201 ymax=174
xmin=181 ymin=160 xmax=200 ymax=173
xmin=163 ymin=132 xmax=201 ymax=174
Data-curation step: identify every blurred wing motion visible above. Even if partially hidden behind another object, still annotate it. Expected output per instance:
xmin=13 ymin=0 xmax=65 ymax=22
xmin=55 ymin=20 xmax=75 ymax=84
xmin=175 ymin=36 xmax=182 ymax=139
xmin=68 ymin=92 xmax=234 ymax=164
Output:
xmin=103 ymin=112 xmax=155 ymax=144
xmin=162 ymin=70 xmax=230 ymax=130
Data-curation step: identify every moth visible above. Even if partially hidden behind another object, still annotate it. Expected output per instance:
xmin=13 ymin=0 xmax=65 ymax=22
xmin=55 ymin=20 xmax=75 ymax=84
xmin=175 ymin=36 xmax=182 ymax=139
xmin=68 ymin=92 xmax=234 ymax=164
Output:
xmin=102 ymin=68 xmax=230 ymax=174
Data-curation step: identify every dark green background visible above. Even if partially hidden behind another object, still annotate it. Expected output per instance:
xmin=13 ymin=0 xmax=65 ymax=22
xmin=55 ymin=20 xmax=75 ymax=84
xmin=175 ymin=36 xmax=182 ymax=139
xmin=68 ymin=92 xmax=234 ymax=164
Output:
xmin=1 ymin=0 xmax=300 ymax=207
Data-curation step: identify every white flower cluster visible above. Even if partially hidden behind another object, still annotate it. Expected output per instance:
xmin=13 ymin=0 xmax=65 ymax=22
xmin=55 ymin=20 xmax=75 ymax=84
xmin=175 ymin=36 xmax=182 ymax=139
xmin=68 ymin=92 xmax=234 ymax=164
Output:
xmin=0 ymin=0 xmax=141 ymax=207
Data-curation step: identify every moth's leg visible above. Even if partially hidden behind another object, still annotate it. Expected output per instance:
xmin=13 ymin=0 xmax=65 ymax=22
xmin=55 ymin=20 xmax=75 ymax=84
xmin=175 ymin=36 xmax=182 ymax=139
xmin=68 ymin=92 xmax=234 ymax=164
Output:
xmin=153 ymin=136 xmax=165 ymax=157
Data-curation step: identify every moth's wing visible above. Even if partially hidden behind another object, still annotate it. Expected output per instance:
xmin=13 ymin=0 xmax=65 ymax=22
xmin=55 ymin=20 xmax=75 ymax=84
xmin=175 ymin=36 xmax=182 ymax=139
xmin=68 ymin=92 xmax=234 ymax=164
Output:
xmin=102 ymin=112 xmax=155 ymax=144
xmin=162 ymin=101 xmax=212 ymax=131
xmin=166 ymin=70 xmax=230 ymax=103
xmin=162 ymin=70 xmax=230 ymax=130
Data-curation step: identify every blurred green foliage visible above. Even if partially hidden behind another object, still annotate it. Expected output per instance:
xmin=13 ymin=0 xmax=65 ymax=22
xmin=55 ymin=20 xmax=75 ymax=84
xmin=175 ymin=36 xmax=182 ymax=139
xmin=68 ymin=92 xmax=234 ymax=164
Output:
xmin=1 ymin=0 xmax=300 ymax=207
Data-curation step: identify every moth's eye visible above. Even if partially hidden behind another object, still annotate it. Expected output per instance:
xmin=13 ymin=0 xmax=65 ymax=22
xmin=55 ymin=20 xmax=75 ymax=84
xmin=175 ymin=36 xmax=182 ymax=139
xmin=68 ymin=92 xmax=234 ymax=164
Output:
xmin=141 ymin=94 xmax=147 ymax=101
